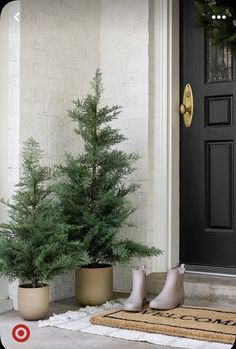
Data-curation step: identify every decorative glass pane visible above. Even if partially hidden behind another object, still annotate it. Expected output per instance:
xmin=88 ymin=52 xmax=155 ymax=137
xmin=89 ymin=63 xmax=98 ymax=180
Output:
xmin=206 ymin=35 xmax=232 ymax=83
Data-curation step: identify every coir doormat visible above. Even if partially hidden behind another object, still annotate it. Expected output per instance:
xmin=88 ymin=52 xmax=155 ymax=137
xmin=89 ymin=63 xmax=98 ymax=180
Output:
xmin=90 ymin=305 xmax=236 ymax=344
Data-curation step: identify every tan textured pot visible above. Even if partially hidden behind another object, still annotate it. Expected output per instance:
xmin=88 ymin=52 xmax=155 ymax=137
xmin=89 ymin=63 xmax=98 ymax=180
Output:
xmin=18 ymin=284 xmax=49 ymax=320
xmin=76 ymin=264 xmax=113 ymax=306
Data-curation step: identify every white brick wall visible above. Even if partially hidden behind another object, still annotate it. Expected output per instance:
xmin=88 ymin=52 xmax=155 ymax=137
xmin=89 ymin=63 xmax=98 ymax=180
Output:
xmin=0 ymin=0 xmax=99 ymax=308
xmin=3 ymin=0 xmax=159 ymax=306
xmin=19 ymin=0 xmax=100 ymax=303
xmin=99 ymin=0 xmax=154 ymax=292
xmin=0 ymin=1 xmax=20 ymax=309
xmin=20 ymin=0 xmax=100 ymax=164
xmin=8 ymin=0 xmax=21 ymax=309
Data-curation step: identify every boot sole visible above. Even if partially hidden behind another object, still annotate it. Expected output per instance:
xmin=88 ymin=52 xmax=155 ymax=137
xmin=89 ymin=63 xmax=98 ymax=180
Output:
xmin=149 ymin=300 xmax=184 ymax=310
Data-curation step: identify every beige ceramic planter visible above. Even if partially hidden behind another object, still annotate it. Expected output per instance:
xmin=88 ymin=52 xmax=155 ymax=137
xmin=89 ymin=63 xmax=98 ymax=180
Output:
xmin=76 ymin=265 xmax=113 ymax=306
xmin=18 ymin=284 xmax=49 ymax=320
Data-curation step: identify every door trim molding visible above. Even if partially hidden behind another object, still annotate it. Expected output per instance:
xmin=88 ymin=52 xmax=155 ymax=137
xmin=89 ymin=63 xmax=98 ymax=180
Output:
xmin=151 ymin=0 xmax=180 ymax=271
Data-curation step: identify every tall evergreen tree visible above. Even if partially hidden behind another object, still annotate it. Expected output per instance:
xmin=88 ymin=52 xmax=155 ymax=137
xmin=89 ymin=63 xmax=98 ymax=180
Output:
xmin=56 ymin=69 xmax=162 ymax=266
xmin=0 ymin=138 xmax=84 ymax=288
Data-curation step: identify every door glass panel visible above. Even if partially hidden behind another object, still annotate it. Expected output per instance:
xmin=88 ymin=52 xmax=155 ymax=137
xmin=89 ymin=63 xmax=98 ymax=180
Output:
xmin=206 ymin=35 xmax=232 ymax=83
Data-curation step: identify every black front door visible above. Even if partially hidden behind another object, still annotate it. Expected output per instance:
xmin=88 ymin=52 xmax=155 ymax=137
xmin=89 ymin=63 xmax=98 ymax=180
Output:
xmin=180 ymin=0 xmax=236 ymax=267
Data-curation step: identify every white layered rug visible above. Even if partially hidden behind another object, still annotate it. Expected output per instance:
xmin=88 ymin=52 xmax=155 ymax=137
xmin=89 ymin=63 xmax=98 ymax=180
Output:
xmin=39 ymin=300 xmax=232 ymax=349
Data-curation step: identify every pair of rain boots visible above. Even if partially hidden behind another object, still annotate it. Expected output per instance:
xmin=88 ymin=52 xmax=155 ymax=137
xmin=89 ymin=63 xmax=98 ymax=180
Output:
xmin=123 ymin=264 xmax=185 ymax=312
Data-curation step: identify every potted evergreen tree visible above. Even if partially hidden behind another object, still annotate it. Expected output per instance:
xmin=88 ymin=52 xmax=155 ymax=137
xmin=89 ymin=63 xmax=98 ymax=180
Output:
xmin=56 ymin=70 xmax=162 ymax=306
xmin=0 ymin=138 xmax=84 ymax=320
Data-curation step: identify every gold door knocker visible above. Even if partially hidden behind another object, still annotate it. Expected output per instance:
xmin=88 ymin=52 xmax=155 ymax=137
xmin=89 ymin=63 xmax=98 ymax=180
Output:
xmin=180 ymin=83 xmax=194 ymax=127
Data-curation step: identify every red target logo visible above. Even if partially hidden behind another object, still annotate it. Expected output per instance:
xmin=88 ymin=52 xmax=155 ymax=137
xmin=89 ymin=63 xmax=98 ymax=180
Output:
xmin=12 ymin=324 xmax=30 ymax=342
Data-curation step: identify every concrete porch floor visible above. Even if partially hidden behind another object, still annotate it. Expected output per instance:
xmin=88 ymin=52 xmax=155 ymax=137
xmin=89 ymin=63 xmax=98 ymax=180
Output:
xmin=0 ymin=291 xmax=235 ymax=349
xmin=0 ymin=296 xmax=177 ymax=349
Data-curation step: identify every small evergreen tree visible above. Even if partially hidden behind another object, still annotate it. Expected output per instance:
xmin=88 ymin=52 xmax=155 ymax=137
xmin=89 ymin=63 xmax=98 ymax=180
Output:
xmin=0 ymin=138 xmax=85 ymax=288
xmin=56 ymin=69 xmax=162 ymax=266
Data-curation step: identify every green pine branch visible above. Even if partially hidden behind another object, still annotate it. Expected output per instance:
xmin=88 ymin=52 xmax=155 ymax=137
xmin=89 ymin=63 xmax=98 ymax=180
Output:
xmin=56 ymin=69 xmax=162 ymax=265
xmin=0 ymin=138 xmax=86 ymax=287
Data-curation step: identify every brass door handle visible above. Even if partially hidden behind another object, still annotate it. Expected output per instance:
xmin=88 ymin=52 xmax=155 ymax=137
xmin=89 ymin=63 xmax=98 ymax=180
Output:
xmin=180 ymin=83 xmax=193 ymax=127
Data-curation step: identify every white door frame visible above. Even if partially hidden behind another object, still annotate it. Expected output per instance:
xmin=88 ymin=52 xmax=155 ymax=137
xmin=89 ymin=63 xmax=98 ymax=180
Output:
xmin=151 ymin=0 xmax=180 ymax=272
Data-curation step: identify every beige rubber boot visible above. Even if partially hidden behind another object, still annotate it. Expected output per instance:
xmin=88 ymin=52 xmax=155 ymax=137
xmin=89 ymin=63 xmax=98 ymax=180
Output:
xmin=149 ymin=264 xmax=185 ymax=310
xmin=123 ymin=267 xmax=146 ymax=312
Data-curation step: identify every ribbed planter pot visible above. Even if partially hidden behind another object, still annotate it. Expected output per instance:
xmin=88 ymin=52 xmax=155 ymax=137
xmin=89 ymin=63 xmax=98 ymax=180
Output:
xmin=18 ymin=284 xmax=49 ymax=320
xmin=76 ymin=264 xmax=113 ymax=306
